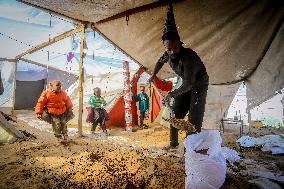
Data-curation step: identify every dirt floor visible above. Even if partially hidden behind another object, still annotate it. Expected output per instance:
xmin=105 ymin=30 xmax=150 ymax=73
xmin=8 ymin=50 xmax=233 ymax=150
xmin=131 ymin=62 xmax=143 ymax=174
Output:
xmin=0 ymin=111 xmax=283 ymax=189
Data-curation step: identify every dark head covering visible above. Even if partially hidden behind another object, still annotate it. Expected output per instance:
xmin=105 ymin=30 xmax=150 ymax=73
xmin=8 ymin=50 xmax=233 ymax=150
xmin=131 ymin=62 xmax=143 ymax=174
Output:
xmin=162 ymin=1 xmax=180 ymax=41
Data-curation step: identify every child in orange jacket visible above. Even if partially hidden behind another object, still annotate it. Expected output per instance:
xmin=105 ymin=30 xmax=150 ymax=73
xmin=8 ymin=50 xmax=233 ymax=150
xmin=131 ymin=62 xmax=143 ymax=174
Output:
xmin=35 ymin=80 xmax=73 ymax=140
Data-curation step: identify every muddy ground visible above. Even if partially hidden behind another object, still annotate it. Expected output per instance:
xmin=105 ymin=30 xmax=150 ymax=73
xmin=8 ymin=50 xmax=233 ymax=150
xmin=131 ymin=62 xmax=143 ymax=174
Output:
xmin=0 ymin=112 xmax=283 ymax=189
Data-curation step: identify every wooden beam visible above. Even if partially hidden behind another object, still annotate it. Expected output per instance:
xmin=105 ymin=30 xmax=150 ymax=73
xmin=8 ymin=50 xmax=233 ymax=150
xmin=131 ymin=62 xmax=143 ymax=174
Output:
xmin=16 ymin=0 xmax=83 ymax=23
xmin=19 ymin=58 xmax=78 ymax=78
xmin=149 ymin=84 xmax=154 ymax=122
xmin=15 ymin=27 xmax=82 ymax=59
xmin=0 ymin=113 xmax=25 ymax=139
xmin=77 ymin=25 xmax=86 ymax=137
xmin=0 ymin=58 xmax=17 ymax=62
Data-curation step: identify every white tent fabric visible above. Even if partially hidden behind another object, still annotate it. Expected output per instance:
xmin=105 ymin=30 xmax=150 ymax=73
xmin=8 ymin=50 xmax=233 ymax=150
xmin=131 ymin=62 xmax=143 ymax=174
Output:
xmin=0 ymin=61 xmax=15 ymax=113
xmin=0 ymin=1 xmax=74 ymax=59
xmin=21 ymin=31 xmax=139 ymax=76
xmin=18 ymin=0 xmax=284 ymax=109
xmin=2 ymin=0 xmax=284 ymax=128
xmin=94 ymin=0 xmax=284 ymax=84
xmin=0 ymin=1 xmax=138 ymax=75
xmin=203 ymin=84 xmax=240 ymax=129
xmin=95 ymin=0 xmax=284 ymax=111
xmin=0 ymin=1 xmax=139 ymax=114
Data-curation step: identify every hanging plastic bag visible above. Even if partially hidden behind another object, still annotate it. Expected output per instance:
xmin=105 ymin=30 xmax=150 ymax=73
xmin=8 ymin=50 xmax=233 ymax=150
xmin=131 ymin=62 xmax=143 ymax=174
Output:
xmin=184 ymin=130 xmax=240 ymax=189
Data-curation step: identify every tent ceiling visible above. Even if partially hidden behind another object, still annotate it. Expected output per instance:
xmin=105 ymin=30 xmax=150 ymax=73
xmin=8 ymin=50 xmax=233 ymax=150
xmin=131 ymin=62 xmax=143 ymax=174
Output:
xmin=19 ymin=0 xmax=284 ymax=109
xmin=20 ymin=0 xmax=284 ymax=82
xmin=19 ymin=0 xmax=158 ymax=23
xmin=94 ymin=0 xmax=284 ymax=85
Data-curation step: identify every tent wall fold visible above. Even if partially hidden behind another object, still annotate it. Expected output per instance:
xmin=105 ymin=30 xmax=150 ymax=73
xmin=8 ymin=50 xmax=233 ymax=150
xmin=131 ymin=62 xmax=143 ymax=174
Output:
xmin=246 ymin=21 xmax=284 ymax=110
xmin=0 ymin=61 xmax=16 ymax=114
xmin=95 ymin=0 xmax=284 ymax=83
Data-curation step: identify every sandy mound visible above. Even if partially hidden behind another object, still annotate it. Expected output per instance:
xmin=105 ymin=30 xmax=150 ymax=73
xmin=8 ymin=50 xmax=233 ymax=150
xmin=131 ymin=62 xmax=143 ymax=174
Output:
xmin=0 ymin=113 xmax=283 ymax=189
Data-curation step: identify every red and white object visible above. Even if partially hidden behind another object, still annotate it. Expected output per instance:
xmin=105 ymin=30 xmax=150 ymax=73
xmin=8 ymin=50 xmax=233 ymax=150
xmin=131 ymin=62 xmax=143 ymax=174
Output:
xmin=122 ymin=61 xmax=132 ymax=131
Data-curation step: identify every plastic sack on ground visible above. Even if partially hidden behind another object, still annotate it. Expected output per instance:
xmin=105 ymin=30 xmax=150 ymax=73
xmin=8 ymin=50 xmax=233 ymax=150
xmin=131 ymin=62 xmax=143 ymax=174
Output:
xmin=237 ymin=135 xmax=284 ymax=154
xmin=184 ymin=130 xmax=240 ymax=189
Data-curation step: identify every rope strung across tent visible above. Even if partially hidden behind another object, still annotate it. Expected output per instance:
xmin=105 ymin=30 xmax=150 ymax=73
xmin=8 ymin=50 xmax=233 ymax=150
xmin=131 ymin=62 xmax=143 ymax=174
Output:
xmin=90 ymin=31 xmax=116 ymax=95
xmin=64 ymin=34 xmax=78 ymax=91
xmin=0 ymin=32 xmax=68 ymax=57
xmin=0 ymin=32 xmax=32 ymax=47
xmin=46 ymin=51 xmax=49 ymax=90
xmin=49 ymin=13 xmax=52 ymax=28
xmin=48 ymin=12 xmax=74 ymax=24
xmin=46 ymin=25 xmax=51 ymax=90
xmin=104 ymin=45 xmax=116 ymax=95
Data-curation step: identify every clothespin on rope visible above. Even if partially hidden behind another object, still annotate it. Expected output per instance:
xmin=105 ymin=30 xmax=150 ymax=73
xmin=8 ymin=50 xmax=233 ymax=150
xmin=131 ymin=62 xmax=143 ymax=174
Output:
xmin=126 ymin=13 xmax=129 ymax=25
xmin=49 ymin=14 xmax=52 ymax=28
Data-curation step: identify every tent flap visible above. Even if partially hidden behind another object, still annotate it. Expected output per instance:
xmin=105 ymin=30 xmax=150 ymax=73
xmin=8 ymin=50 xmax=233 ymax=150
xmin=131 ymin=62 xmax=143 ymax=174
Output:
xmin=246 ymin=21 xmax=284 ymax=110
xmin=95 ymin=0 xmax=284 ymax=84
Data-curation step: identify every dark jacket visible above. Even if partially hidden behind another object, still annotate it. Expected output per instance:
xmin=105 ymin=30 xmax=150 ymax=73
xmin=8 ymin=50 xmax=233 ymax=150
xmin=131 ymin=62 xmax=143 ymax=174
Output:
xmin=153 ymin=47 xmax=209 ymax=97
xmin=133 ymin=93 xmax=149 ymax=113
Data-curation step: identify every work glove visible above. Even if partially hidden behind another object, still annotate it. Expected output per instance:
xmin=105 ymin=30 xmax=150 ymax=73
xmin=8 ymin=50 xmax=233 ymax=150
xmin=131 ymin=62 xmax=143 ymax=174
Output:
xmin=163 ymin=92 xmax=174 ymax=109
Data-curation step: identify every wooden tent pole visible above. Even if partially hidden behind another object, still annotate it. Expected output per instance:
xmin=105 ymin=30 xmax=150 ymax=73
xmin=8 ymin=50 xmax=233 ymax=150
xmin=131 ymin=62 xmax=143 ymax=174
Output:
xmin=0 ymin=58 xmax=17 ymax=62
xmin=149 ymin=83 xmax=154 ymax=122
xmin=77 ymin=24 xmax=86 ymax=136
xmin=12 ymin=61 xmax=18 ymax=113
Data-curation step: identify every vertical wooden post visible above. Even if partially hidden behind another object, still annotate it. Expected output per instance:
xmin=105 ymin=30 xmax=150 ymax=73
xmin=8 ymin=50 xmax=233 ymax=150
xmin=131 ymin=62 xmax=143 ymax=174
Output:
xmin=77 ymin=24 xmax=86 ymax=136
xmin=149 ymin=84 xmax=154 ymax=122
xmin=247 ymin=108 xmax=251 ymax=133
xmin=12 ymin=60 xmax=18 ymax=114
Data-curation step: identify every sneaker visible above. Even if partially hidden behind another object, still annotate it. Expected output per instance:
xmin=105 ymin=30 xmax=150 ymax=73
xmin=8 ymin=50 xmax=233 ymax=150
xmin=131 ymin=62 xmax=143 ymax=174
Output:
xmin=142 ymin=124 xmax=149 ymax=129
xmin=178 ymin=156 xmax=185 ymax=163
xmin=102 ymin=130 xmax=109 ymax=136
xmin=63 ymin=134 xmax=68 ymax=141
